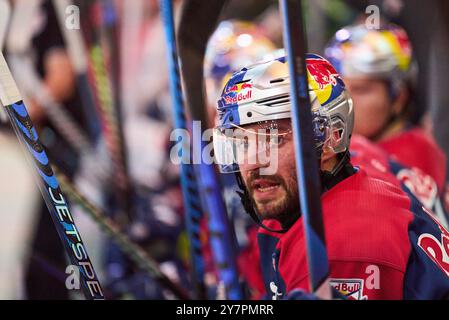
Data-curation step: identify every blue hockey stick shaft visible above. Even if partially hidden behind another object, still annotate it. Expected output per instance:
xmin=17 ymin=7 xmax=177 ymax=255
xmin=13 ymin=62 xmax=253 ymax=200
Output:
xmin=279 ymin=0 xmax=330 ymax=296
xmin=0 ymin=51 xmax=104 ymax=300
xmin=159 ymin=0 xmax=206 ymax=299
xmin=177 ymin=0 xmax=242 ymax=300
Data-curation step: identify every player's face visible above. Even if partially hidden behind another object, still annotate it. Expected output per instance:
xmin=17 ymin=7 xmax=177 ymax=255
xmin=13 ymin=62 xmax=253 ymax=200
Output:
xmin=344 ymin=77 xmax=393 ymax=140
xmin=239 ymin=119 xmax=300 ymax=226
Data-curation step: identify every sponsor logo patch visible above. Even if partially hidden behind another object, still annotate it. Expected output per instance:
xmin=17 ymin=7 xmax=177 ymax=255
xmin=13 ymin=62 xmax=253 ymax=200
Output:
xmin=330 ymin=278 xmax=368 ymax=300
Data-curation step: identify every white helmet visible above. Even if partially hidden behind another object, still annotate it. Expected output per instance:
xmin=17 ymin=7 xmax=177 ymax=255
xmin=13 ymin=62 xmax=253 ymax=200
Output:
xmin=213 ymin=54 xmax=354 ymax=173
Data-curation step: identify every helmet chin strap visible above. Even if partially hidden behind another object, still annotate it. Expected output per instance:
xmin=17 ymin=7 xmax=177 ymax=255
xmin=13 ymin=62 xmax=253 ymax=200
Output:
xmin=234 ymin=149 xmax=354 ymax=234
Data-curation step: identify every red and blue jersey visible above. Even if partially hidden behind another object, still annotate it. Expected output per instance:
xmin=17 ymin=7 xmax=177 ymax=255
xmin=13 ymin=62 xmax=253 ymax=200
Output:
xmin=351 ymin=134 xmax=449 ymax=228
xmin=376 ymin=127 xmax=449 ymax=220
xmin=258 ymin=168 xmax=449 ymax=300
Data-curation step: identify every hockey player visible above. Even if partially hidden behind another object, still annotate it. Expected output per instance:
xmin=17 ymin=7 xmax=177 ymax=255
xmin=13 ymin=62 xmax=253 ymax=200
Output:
xmin=325 ymin=24 xmax=447 ymax=194
xmin=325 ymin=23 xmax=448 ymax=227
xmin=213 ymin=54 xmax=449 ymax=299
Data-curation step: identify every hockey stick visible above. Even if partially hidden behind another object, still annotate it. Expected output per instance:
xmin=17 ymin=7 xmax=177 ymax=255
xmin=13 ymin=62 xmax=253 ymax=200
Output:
xmin=159 ymin=0 xmax=207 ymax=300
xmin=6 ymin=55 xmax=93 ymax=153
xmin=98 ymin=0 xmax=135 ymax=222
xmin=7 ymin=0 xmax=112 ymax=196
xmin=75 ymin=0 xmax=133 ymax=224
xmin=279 ymin=0 xmax=331 ymax=297
xmin=52 ymin=0 xmax=117 ymax=193
xmin=178 ymin=0 xmax=242 ymax=300
xmin=55 ymin=167 xmax=190 ymax=300
xmin=99 ymin=0 xmax=123 ymax=126
xmin=52 ymin=0 xmax=101 ymax=142
xmin=0 ymin=51 xmax=104 ymax=300
xmin=6 ymin=0 xmax=93 ymax=156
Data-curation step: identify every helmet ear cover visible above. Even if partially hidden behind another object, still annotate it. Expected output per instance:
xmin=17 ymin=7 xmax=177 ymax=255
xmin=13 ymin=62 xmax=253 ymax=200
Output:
xmin=321 ymin=114 xmax=347 ymax=155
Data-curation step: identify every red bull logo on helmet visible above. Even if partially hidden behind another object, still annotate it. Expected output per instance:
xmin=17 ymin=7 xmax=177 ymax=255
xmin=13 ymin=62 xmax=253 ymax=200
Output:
xmin=224 ymin=82 xmax=253 ymax=104
xmin=306 ymin=54 xmax=344 ymax=106
xmin=307 ymin=57 xmax=340 ymax=90
xmin=226 ymin=82 xmax=252 ymax=93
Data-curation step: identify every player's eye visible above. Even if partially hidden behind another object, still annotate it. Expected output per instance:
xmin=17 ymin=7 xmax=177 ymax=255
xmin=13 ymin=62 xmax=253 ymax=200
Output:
xmin=269 ymin=133 xmax=289 ymax=147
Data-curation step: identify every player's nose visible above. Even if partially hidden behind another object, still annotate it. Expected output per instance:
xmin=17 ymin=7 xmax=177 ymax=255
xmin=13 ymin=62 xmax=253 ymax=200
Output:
xmin=240 ymin=157 xmax=271 ymax=174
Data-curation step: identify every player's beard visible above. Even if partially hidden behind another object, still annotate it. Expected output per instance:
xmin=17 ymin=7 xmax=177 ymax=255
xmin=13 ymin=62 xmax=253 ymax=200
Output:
xmin=246 ymin=171 xmax=300 ymax=229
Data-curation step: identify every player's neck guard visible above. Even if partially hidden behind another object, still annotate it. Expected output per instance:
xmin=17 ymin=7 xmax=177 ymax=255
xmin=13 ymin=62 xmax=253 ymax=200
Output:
xmin=320 ymin=150 xmax=356 ymax=192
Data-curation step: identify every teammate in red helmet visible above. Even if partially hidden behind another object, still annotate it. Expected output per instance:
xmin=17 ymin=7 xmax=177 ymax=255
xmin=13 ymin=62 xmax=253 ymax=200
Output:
xmin=325 ymin=23 xmax=448 ymax=227
xmin=325 ymin=24 xmax=446 ymax=194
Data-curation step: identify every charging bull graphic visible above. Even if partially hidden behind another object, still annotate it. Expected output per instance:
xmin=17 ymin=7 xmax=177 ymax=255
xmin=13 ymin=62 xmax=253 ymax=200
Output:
xmin=306 ymin=54 xmax=344 ymax=106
